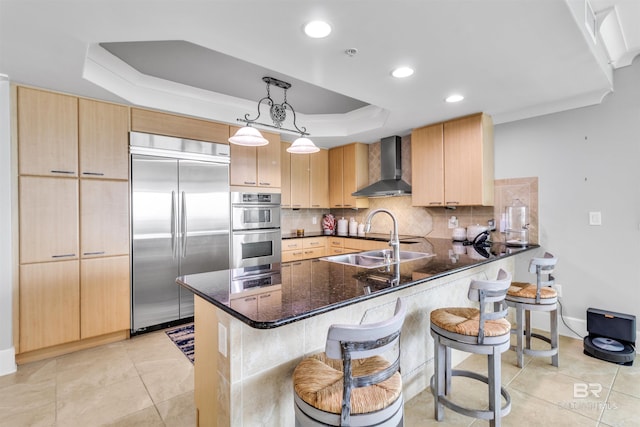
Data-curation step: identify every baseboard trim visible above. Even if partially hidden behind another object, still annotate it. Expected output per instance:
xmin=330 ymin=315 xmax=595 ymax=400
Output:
xmin=0 ymin=346 xmax=17 ymax=376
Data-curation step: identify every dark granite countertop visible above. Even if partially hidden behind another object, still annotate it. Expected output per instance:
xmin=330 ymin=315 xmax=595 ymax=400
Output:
xmin=176 ymin=238 xmax=538 ymax=329
xmin=281 ymin=231 xmax=423 ymax=242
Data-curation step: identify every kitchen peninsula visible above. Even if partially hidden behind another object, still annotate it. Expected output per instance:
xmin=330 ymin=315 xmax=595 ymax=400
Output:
xmin=177 ymin=238 xmax=537 ymax=426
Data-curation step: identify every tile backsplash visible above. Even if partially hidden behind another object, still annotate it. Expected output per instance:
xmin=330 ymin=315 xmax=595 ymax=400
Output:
xmin=281 ymin=138 xmax=538 ymax=243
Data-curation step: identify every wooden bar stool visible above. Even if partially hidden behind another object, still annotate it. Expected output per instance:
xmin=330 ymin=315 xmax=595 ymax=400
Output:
xmin=505 ymin=252 xmax=559 ymax=368
xmin=293 ymin=298 xmax=407 ymax=426
xmin=430 ymin=269 xmax=512 ymax=427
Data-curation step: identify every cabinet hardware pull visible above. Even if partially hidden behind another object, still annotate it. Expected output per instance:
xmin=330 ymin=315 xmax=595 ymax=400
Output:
xmin=293 ymin=204 xmax=301 ymax=207
xmin=344 ymin=204 xmax=352 ymax=207
xmin=312 ymin=204 xmax=320 ymax=207
xmin=259 ymin=182 xmax=270 ymax=186
xmin=245 ymin=297 xmax=257 ymax=302
xmin=52 ymin=254 xmax=75 ymax=258
xmin=429 ymin=202 xmax=442 ymax=205
xmin=260 ymin=294 xmax=271 ymax=299
xmin=309 ymin=242 xmax=319 ymax=245
xmin=82 ymin=172 xmax=105 ymax=176
xmin=446 ymin=201 xmax=459 ymax=205
xmin=294 ymin=251 xmax=303 ymax=255
xmin=287 ymin=244 xmax=297 ymax=248
xmin=244 ymin=181 xmax=256 ymax=185
xmin=83 ymin=251 xmax=105 ymax=256
xmin=50 ymin=170 xmax=75 ymax=175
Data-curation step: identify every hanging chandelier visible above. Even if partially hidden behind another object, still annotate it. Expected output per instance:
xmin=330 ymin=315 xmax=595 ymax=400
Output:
xmin=228 ymin=76 xmax=320 ymax=153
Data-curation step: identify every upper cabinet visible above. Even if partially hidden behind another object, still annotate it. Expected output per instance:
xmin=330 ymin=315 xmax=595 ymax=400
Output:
xmin=412 ymin=113 xmax=494 ymax=207
xmin=79 ymin=99 xmax=129 ymax=180
xmin=18 ymin=87 xmax=78 ymax=177
xmin=130 ymin=107 xmax=229 ymax=143
xmin=229 ymin=126 xmax=281 ymax=188
xmin=281 ymin=142 xmax=292 ymax=208
xmin=329 ymin=143 xmax=369 ymax=209
xmin=309 ymin=149 xmax=329 ymax=208
xmin=281 ymin=143 xmax=329 ymax=209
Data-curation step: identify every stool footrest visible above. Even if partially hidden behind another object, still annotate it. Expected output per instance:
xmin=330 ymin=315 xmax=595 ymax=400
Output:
xmin=430 ymin=370 xmax=512 ymax=421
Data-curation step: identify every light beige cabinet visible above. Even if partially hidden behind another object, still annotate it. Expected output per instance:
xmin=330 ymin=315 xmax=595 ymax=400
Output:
xmin=230 ymin=127 xmax=281 ymax=188
xmin=281 ymin=145 xmax=329 ymax=209
xmin=80 ymin=180 xmax=129 ymax=258
xmin=281 ymin=142 xmax=292 ymax=207
xmin=329 ymin=143 xmax=369 ymax=208
xmin=17 ymin=86 xmax=78 ymax=177
xmin=80 ymin=256 xmax=130 ymax=339
xmin=16 ymin=86 xmax=131 ymax=360
xmin=79 ymin=99 xmax=129 ymax=180
xmin=412 ymin=113 xmax=494 ymax=207
xmin=19 ymin=260 xmax=80 ymax=352
xmin=131 ymin=107 xmax=229 ymax=143
xmin=282 ymin=237 xmax=326 ymax=261
xmin=19 ymin=176 xmax=79 ymax=264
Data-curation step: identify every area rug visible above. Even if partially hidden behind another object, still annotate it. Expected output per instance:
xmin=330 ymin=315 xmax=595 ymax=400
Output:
xmin=166 ymin=323 xmax=194 ymax=364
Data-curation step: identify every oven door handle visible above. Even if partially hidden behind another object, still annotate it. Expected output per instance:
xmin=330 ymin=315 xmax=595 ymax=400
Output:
xmin=234 ymin=228 xmax=280 ymax=236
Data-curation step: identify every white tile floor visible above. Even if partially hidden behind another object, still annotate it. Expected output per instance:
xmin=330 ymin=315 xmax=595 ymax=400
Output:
xmin=1 ymin=331 xmax=637 ymax=426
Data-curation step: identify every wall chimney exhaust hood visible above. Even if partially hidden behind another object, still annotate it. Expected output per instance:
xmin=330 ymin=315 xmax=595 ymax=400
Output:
xmin=352 ymin=136 xmax=411 ymax=197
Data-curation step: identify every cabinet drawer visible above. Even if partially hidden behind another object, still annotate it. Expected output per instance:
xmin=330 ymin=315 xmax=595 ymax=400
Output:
xmin=303 ymin=247 xmax=325 ymax=259
xmin=282 ymin=250 xmax=304 ymax=262
xmin=303 ymin=237 xmax=326 ymax=249
xmin=327 ymin=237 xmax=344 ymax=248
xmin=282 ymin=239 xmax=303 ymax=251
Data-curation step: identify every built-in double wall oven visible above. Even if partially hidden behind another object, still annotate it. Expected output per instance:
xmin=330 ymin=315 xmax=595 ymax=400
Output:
xmin=231 ymin=192 xmax=281 ymax=268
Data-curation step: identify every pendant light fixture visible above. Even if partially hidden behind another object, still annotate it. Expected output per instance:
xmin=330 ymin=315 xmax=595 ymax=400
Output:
xmin=229 ymin=76 xmax=319 ymax=154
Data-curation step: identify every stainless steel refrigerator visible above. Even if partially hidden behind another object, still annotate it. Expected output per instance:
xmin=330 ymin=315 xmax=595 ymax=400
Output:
xmin=130 ymin=132 xmax=230 ymax=333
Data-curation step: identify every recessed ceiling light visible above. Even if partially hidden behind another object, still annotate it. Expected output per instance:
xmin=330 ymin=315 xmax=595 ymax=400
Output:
xmin=391 ymin=67 xmax=414 ymax=78
xmin=445 ymin=94 xmax=464 ymax=103
xmin=304 ymin=21 xmax=331 ymax=38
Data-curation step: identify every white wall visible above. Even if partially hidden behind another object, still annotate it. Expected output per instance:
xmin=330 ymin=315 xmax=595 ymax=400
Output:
xmin=494 ymin=57 xmax=640 ymax=337
xmin=0 ymin=75 xmax=16 ymax=375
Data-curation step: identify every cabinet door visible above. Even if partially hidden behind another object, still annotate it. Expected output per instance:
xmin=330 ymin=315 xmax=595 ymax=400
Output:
xmin=20 ymin=260 xmax=80 ymax=352
xmin=80 ymin=256 xmax=130 ymax=338
xmin=80 ymin=180 xmax=129 ymax=258
xmin=341 ymin=143 xmax=369 ymax=209
xmin=79 ymin=99 xmax=129 ymax=180
xmin=309 ymin=149 xmax=329 ymax=208
xmin=18 ymin=87 xmax=78 ymax=177
xmin=411 ymin=123 xmax=444 ymax=207
xmin=19 ymin=176 xmax=79 ymax=264
xmin=444 ymin=113 xmax=493 ymax=206
xmin=131 ymin=107 xmax=229 ymax=143
xmin=230 ymin=143 xmax=257 ymax=186
xmin=281 ymin=143 xmax=292 ymax=208
xmin=328 ymin=146 xmax=344 ymax=208
xmin=290 ymin=153 xmax=310 ymax=208
xmin=257 ymin=131 xmax=281 ymax=188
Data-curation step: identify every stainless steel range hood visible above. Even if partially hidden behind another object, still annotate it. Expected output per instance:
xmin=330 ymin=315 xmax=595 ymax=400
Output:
xmin=352 ymin=136 xmax=411 ymax=197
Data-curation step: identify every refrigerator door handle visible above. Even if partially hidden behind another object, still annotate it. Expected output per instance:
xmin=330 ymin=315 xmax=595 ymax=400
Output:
xmin=181 ymin=191 xmax=188 ymax=258
xmin=171 ymin=190 xmax=177 ymax=259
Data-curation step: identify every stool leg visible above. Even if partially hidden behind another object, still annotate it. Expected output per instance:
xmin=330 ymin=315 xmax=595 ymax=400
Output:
xmin=444 ymin=346 xmax=452 ymax=395
xmin=515 ymin=306 xmax=524 ymax=368
xmin=551 ymin=308 xmax=559 ymax=367
xmin=488 ymin=346 xmax=502 ymax=427
xmin=433 ymin=337 xmax=445 ymax=421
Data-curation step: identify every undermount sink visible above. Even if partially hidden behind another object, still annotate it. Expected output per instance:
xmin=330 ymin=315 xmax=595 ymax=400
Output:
xmin=321 ymin=249 xmax=434 ymax=269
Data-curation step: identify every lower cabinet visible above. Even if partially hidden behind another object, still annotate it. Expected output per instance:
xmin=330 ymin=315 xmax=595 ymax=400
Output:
xmin=281 ymin=237 xmax=326 ymax=261
xmin=19 ymin=260 xmax=80 ymax=353
xmin=19 ymin=257 xmax=131 ymax=354
xmin=80 ymin=256 xmax=130 ymax=339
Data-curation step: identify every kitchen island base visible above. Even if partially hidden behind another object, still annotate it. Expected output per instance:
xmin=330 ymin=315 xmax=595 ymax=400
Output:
xmin=193 ymin=257 xmax=515 ymax=427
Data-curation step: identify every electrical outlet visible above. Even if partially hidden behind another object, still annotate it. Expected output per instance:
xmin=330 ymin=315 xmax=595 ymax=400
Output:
xmin=555 ymin=284 xmax=563 ymax=298
xmin=312 ymin=216 xmax=317 ymax=225
xmin=589 ymin=211 xmax=602 ymax=226
xmin=448 ymin=216 xmax=458 ymax=229
xmin=218 ymin=322 xmax=227 ymax=357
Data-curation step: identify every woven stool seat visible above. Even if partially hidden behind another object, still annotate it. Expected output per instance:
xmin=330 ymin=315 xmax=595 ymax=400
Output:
xmin=293 ymin=298 xmax=407 ymax=426
xmin=293 ymin=352 xmax=402 ymax=415
xmin=431 ymin=307 xmax=511 ymax=338
xmin=508 ymin=282 xmax=557 ymax=300
xmin=506 ymin=252 xmax=559 ymax=368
